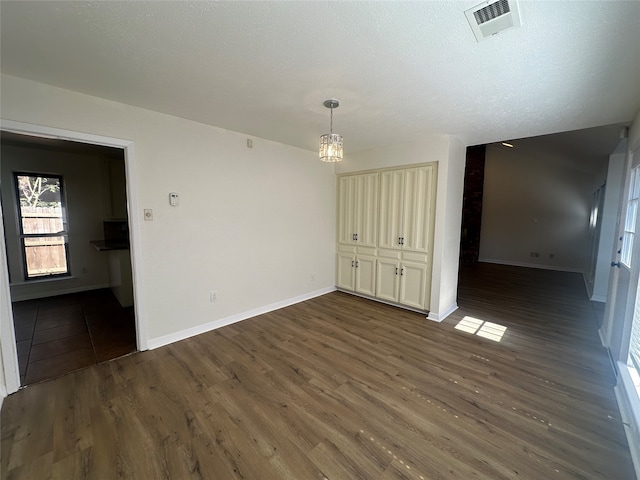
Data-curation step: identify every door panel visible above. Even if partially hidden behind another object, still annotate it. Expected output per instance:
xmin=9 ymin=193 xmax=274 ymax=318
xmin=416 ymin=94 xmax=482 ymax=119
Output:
xmin=378 ymin=170 xmax=404 ymax=250
xmin=338 ymin=176 xmax=358 ymax=245
xmin=376 ymin=258 xmax=400 ymax=303
xmin=403 ymin=166 xmax=435 ymax=253
xmin=355 ymin=255 xmax=376 ymax=297
xmin=399 ymin=261 xmax=427 ymax=310
xmin=355 ymin=173 xmax=379 ymax=248
xmin=337 ymin=253 xmax=355 ymax=291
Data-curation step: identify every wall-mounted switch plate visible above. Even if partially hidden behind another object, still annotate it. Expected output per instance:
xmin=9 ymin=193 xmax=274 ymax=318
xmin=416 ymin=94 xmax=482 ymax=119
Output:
xmin=169 ymin=192 xmax=179 ymax=206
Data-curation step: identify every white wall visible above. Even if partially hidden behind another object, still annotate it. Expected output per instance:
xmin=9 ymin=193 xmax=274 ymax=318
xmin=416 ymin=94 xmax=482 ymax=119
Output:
xmin=480 ymin=143 xmax=598 ymax=272
xmin=0 ymin=74 xmax=336 ymax=352
xmin=1 ymin=144 xmax=112 ymax=300
xmin=336 ymin=136 xmax=451 ymax=175
xmin=341 ymin=136 xmax=466 ymax=321
xmin=431 ymin=137 xmax=466 ymax=321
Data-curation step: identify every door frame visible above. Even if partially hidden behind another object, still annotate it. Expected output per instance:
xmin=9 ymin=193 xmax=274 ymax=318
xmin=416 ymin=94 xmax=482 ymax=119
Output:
xmin=0 ymin=119 xmax=148 ymax=394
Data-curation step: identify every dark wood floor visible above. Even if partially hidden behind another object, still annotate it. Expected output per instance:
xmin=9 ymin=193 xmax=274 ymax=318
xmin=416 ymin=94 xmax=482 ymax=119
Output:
xmin=1 ymin=264 xmax=635 ymax=479
xmin=12 ymin=289 xmax=137 ymax=385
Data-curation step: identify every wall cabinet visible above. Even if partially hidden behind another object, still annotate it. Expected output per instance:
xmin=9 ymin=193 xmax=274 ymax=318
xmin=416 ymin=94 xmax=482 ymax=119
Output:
xmin=337 ymin=247 xmax=376 ymax=297
xmin=338 ymin=172 xmax=379 ymax=247
xmin=336 ymin=163 xmax=437 ymax=312
xmin=379 ymin=165 xmax=436 ymax=253
xmin=375 ymin=253 xmax=429 ymax=310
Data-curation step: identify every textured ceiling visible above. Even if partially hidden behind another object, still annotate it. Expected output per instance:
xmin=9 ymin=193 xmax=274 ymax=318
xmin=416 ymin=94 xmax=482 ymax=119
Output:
xmin=1 ymin=1 xmax=639 ymax=155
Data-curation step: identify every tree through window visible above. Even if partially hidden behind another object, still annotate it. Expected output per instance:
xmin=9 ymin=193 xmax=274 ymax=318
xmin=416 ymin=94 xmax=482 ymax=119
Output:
xmin=14 ymin=173 xmax=70 ymax=279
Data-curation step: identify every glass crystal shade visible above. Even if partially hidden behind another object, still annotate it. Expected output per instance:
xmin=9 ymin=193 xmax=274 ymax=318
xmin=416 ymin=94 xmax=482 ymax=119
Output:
xmin=319 ymin=133 xmax=343 ymax=162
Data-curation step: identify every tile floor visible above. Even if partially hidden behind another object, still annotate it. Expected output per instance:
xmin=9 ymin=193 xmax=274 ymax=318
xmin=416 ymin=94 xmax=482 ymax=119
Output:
xmin=12 ymin=289 xmax=137 ymax=385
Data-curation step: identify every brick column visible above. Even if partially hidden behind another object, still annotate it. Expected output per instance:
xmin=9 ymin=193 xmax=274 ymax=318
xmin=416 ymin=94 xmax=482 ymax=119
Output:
xmin=460 ymin=145 xmax=486 ymax=264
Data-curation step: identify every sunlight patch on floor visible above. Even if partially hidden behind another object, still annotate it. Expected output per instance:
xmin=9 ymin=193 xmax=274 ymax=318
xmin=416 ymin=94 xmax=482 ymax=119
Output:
xmin=455 ymin=316 xmax=507 ymax=342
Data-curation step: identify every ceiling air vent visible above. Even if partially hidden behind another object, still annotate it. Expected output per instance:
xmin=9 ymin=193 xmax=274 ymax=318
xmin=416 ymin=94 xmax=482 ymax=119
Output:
xmin=465 ymin=0 xmax=521 ymax=42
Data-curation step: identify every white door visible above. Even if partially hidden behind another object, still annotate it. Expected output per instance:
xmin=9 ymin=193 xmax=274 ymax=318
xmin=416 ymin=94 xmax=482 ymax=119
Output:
xmin=378 ymin=170 xmax=405 ymax=250
xmin=402 ymin=166 xmax=436 ymax=253
xmin=355 ymin=255 xmax=376 ymax=297
xmin=337 ymin=176 xmax=358 ymax=245
xmin=354 ymin=173 xmax=379 ymax=248
xmin=336 ymin=253 xmax=355 ymax=291
xmin=604 ymin=154 xmax=640 ymax=363
xmin=399 ymin=261 xmax=428 ymax=310
xmin=376 ymin=258 xmax=400 ymax=303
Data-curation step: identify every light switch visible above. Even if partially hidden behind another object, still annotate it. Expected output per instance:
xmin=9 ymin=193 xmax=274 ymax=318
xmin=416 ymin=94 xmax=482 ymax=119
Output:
xmin=169 ymin=192 xmax=179 ymax=206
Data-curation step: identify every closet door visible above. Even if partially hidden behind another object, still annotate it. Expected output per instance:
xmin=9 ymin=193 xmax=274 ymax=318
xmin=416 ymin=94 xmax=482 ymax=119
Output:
xmin=399 ymin=261 xmax=428 ymax=310
xmin=402 ymin=165 xmax=436 ymax=253
xmin=376 ymin=257 xmax=400 ymax=303
xmin=337 ymin=252 xmax=356 ymax=291
xmin=354 ymin=173 xmax=379 ymax=248
xmin=378 ymin=170 xmax=404 ymax=250
xmin=355 ymin=255 xmax=377 ymax=297
xmin=337 ymin=176 xmax=358 ymax=245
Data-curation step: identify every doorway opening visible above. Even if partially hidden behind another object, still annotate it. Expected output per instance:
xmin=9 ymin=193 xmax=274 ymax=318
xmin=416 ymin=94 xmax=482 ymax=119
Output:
xmin=1 ymin=130 xmax=137 ymax=385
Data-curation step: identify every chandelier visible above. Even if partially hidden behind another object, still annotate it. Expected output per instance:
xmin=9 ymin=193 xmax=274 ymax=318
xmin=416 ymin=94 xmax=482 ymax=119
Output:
xmin=319 ymin=99 xmax=343 ymax=162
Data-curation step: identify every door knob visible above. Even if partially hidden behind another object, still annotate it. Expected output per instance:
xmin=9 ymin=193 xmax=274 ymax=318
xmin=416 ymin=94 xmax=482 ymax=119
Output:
xmin=611 ymin=262 xmax=621 ymax=268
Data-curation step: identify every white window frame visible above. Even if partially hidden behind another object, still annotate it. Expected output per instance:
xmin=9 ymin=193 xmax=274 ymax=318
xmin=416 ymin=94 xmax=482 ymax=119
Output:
xmin=14 ymin=172 xmax=71 ymax=280
xmin=621 ymin=166 xmax=640 ymax=268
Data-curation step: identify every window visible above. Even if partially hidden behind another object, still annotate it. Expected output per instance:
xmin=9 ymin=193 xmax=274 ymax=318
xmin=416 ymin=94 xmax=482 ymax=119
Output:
xmin=14 ymin=173 xmax=70 ymax=280
xmin=621 ymin=166 xmax=640 ymax=267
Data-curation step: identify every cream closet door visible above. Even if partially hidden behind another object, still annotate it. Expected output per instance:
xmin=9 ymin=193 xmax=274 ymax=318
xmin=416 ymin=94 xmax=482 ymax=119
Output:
xmin=355 ymin=255 xmax=377 ymax=297
xmin=354 ymin=173 xmax=379 ymax=247
xmin=337 ymin=175 xmax=358 ymax=245
xmin=402 ymin=166 xmax=436 ymax=253
xmin=338 ymin=173 xmax=378 ymax=247
xmin=336 ymin=252 xmax=356 ymax=290
xmin=378 ymin=170 xmax=404 ymax=250
xmin=399 ymin=260 xmax=428 ymax=310
xmin=376 ymin=256 xmax=400 ymax=303
xmin=337 ymin=172 xmax=379 ymax=296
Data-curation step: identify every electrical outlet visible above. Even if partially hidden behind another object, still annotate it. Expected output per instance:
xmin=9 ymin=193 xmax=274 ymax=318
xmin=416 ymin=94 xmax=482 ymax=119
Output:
xmin=144 ymin=209 xmax=153 ymax=221
xmin=530 ymin=252 xmax=539 ymax=258
xmin=210 ymin=291 xmax=217 ymax=302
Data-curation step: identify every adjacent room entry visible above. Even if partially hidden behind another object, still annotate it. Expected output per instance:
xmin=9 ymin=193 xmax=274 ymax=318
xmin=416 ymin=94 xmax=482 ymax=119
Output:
xmin=1 ymin=131 xmax=137 ymax=385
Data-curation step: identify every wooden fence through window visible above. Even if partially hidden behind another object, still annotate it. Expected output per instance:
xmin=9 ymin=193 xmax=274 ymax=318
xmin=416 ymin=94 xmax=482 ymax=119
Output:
xmin=20 ymin=206 xmax=68 ymax=277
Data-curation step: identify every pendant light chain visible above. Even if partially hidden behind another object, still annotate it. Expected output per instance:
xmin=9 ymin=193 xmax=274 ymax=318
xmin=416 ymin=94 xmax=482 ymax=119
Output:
xmin=330 ymin=105 xmax=334 ymax=134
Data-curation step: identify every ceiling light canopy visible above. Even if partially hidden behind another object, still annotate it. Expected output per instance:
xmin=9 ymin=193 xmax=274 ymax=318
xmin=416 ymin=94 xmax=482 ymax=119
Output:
xmin=320 ymin=99 xmax=343 ymax=162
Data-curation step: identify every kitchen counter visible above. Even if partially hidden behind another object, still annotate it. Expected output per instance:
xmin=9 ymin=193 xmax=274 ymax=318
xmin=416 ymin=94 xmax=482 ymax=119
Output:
xmin=90 ymin=240 xmax=130 ymax=251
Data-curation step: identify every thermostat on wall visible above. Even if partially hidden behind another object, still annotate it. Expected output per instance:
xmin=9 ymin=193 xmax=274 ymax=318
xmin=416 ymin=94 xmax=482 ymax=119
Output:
xmin=169 ymin=192 xmax=179 ymax=206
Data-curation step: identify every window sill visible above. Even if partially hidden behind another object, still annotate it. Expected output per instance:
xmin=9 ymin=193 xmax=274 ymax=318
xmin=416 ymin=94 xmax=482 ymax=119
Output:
xmin=616 ymin=362 xmax=640 ymax=477
xmin=10 ymin=275 xmax=77 ymax=287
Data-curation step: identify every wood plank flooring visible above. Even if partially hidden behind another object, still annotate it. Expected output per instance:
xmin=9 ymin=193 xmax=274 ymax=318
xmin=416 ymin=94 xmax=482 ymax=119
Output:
xmin=1 ymin=263 xmax=636 ymax=479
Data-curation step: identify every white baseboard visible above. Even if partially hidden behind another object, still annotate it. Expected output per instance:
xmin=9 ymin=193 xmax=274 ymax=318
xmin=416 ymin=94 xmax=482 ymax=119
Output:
xmin=598 ymin=327 xmax=608 ymax=348
xmin=478 ymin=258 xmax=583 ymax=274
xmin=590 ymin=294 xmax=607 ymax=302
xmin=427 ymin=303 xmax=458 ymax=322
xmin=9 ymin=283 xmax=110 ymax=302
xmin=147 ymin=286 xmax=336 ymax=350
xmin=614 ymin=362 xmax=640 ymax=480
